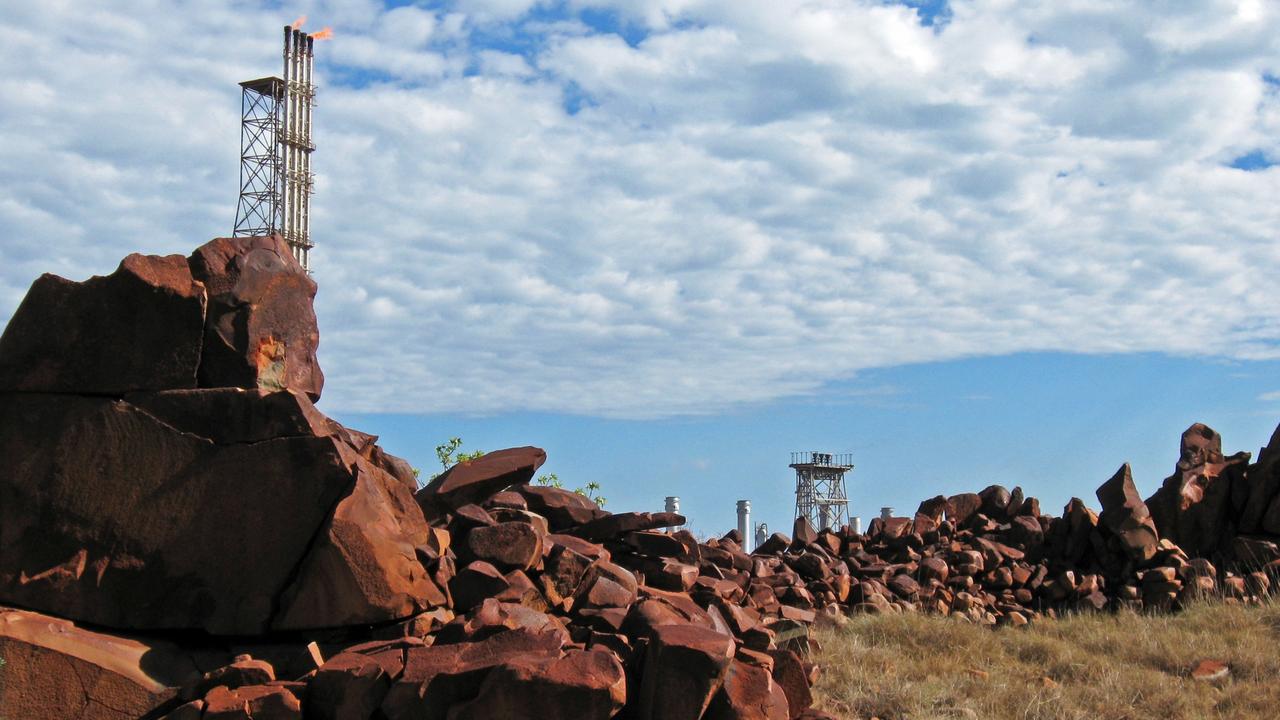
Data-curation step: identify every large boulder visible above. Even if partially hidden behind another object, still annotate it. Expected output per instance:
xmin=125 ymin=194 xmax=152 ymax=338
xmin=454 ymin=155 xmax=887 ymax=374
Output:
xmin=188 ymin=235 xmax=324 ymax=400
xmin=1241 ymin=422 xmax=1280 ymax=535
xmin=0 ymin=608 xmax=200 ymax=718
xmin=0 ymin=253 xmax=206 ymax=394
xmin=1146 ymin=424 xmax=1249 ymax=557
xmin=0 ymin=389 xmax=431 ymax=634
xmin=637 ymin=624 xmax=735 ymax=720
xmin=1096 ymin=464 xmax=1159 ymax=563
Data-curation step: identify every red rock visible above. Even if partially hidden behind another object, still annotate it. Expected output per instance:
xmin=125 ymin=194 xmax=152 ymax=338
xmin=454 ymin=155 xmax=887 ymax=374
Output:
xmin=979 ymin=485 xmax=1012 ymax=519
xmin=515 ymin=485 xmax=609 ymax=530
xmin=0 ymin=393 xmax=361 ymax=633
xmin=769 ymin=648 xmax=814 ymax=719
xmin=706 ymin=656 xmax=790 ymax=720
xmin=1096 ymin=464 xmax=1159 ymax=562
xmin=125 ymin=387 xmax=334 ymax=444
xmin=380 ymin=628 xmax=565 ymax=720
xmin=638 ymin=623 xmax=736 ymax=720
xmin=568 ymin=511 xmax=688 ymax=542
xmin=1240 ymin=423 xmax=1280 ymax=533
xmin=204 ymin=684 xmax=302 ymax=719
xmin=449 ymin=561 xmax=512 ymax=613
xmin=1191 ymin=659 xmax=1230 ymax=682
xmin=467 ymin=521 xmax=545 ymax=572
xmin=0 ymin=608 xmax=198 ymax=719
xmin=1147 ymin=424 xmax=1248 ymax=556
xmin=448 ymin=648 xmax=626 ymax=720
xmin=575 ymin=561 xmax=639 ymax=610
xmin=947 ymin=493 xmax=982 ymax=526
xmin=305 ymin=651 xmax=390 ymax=720
xmin=188 ymin=235 xmax=323 ymax=400
xmin=184 ymin=656 xmax=276 ymax=701
xmin=274 ymin=449 xmax=438 ymax=630
xmin=416 ymin=447 xmax=547 ymax=519
xmin=0 ymin=253 xmax=206 ymax=393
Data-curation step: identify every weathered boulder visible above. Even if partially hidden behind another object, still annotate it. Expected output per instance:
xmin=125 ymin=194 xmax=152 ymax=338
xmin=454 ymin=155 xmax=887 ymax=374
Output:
xmin=305 ymin=651 xmax=391 ymax=720
xmin=1146 ymin=424 xmax=1249 ymax=557
xmin=188 ymin=235 xmax=324 ymax=400
xmin=1096 ymin=464 xmax=1159 ymax=563
xmin=1242 ymin=423 xmax=1280 ymax=535
xmin=638 ymin=624 xmax=735 ymax=720
xmin=0 ymin=390 xmax=433 ymax=634
xmin=0 ymin=253 xmax=206 ymax=394
xmin=416 ymin=447 xmax=547 ymax=519
xmin=0 ymin=608 xmax=198 ymax=719
xmin=448 ymin=648 xmax=626 ymax=720
xmin=273 ymin=447 xmax=437 ymax=631
xmin=515 ymin=484 xmax=609 ymax=530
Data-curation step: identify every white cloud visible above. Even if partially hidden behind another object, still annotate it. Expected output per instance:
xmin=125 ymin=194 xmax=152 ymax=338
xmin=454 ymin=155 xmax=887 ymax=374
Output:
xmin=0 ymin=1 xmax=1278 ymax=418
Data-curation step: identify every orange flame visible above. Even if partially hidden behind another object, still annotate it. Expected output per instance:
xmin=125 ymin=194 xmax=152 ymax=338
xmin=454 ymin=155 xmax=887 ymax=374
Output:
xmin=291 ymin=15 xmax=306 ymax=29
xmin=311 ymin=27 xmax=333 ymax=40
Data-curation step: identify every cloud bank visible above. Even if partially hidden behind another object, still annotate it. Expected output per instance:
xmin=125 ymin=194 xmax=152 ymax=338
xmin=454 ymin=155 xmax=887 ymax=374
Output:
xmin=1 ymin=1 xmax=1278 ymax=417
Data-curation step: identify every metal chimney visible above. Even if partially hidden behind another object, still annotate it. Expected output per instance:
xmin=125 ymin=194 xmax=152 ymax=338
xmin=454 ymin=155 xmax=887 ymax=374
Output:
xmin=736 ymin=500 xmax=751 ymax=552
xmin=665 ymin=496 xmax=680 ymax=514
xmin=851 ymin=516 xmax=862 ymax=534
xmin=232 ymin=24 xmax=317 ymax=270
xmin=880 ymin=506 xmax=894 ymax=521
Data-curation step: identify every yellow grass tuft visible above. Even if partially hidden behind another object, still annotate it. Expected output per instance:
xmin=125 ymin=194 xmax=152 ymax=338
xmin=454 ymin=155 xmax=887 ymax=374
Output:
xmin=811 ymin=601 xmax=1280 ymax=719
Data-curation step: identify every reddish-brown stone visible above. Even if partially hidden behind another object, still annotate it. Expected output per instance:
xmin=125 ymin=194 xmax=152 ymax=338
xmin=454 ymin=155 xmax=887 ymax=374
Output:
xmin=706 ymin=656 xmax=790 ymax=720
xmin=515 ymin=485 xmax=609 ymax=530
xmin=638 ymin=623 xmax=736 ymax=720
xmin=305 ymin=651 xmax=390 ymax=720
xmin=188 ymin=235 xmax=324 ymax=400
xmin=769 ymin=648 xmax=814 ymax=719
xmin=1147 ymin=424 xmax=1249 ymax=557
xmin=1097 ymin=464 xmax=1159 ymax=562
xmin=273 ymin=448 xmax=437 ymax=630
xmin=0 ymin=253 xmax=206 ymax=394
xmin=448 ymin=648 xmax=626 ymax=720
xmin=416 ymin=447 xmax=547 ymax=519
xmin=0 ymin=393 xmax=359 ymax=633
xmin=467 ymin=521 xmax=545 ymax=572
xmin=0 ymin=608 xmax=197 ymax=719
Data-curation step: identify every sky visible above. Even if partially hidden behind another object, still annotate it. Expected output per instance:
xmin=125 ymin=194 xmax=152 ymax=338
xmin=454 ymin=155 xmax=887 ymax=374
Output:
xmin=1 ymin=1 xmax=1279 ymax=536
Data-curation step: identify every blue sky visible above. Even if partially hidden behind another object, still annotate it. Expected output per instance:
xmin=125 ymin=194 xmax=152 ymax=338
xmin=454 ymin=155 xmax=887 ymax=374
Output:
xmin=1 ymin=1 xmax=1279 ymax=534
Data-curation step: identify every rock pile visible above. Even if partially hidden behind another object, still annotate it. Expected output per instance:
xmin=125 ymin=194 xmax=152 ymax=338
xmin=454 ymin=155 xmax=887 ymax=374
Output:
xmin=1 ymin=237 xmax=1279 ymax=719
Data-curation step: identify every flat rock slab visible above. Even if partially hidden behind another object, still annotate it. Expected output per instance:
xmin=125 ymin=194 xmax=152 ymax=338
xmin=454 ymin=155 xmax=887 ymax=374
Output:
xmin=0 ymin=608 xmax=198 ymax=719
xmin=416 ymin=447 xmax=547 ymax=519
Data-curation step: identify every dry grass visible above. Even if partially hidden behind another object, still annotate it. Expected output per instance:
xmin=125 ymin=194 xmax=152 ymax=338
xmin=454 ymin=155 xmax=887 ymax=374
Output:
xmin=811 ymin=601 xmax=1280 ymax=720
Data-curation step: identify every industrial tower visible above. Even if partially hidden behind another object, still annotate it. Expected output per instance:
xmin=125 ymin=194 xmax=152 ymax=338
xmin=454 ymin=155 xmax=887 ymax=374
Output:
xmin=791 ymin=451 xmax=853 ymax=531
xmin=233 ymin=25 xmax=318 ymax=270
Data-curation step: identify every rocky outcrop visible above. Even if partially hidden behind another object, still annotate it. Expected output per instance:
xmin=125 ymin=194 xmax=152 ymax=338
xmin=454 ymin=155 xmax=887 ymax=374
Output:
xmin=1146 ymin=424 xmax=1249 ymax=558
xmin=5 ymin=238 xmax=1280 ymax=719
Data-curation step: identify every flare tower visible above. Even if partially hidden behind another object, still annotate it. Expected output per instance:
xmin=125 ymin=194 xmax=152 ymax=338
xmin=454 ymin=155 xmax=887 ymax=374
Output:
xmin=233 ymin=26 xmax=317 ymax=270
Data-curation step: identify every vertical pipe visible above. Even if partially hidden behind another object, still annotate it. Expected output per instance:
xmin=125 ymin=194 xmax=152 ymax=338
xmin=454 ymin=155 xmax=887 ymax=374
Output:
xmin=880 ymin=506 xmax=894 ymax=521
xmin=302 ymin=34 xmax=314 ymax=268
xmin=819 ymin=504 xmax=831 ymax=532
xmin=280 ymin=26 xmax=291 ymax=237
xmin=851 ymin=516 xmax=862 ymax=534
xmin=290 ymin=29 xmax=302 ymax=249
xmin=736 ymin=500 xmax=751 ymax=553
xmin=664 ymin=496 xmax=679 ymax=515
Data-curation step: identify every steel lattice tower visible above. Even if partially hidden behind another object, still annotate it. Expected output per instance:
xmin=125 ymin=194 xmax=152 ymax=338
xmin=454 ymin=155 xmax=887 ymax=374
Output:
xmin=791 ymin=451 xmax=854 ymax=532
xmin=233 ymin=26 xmax=316 ymax=270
